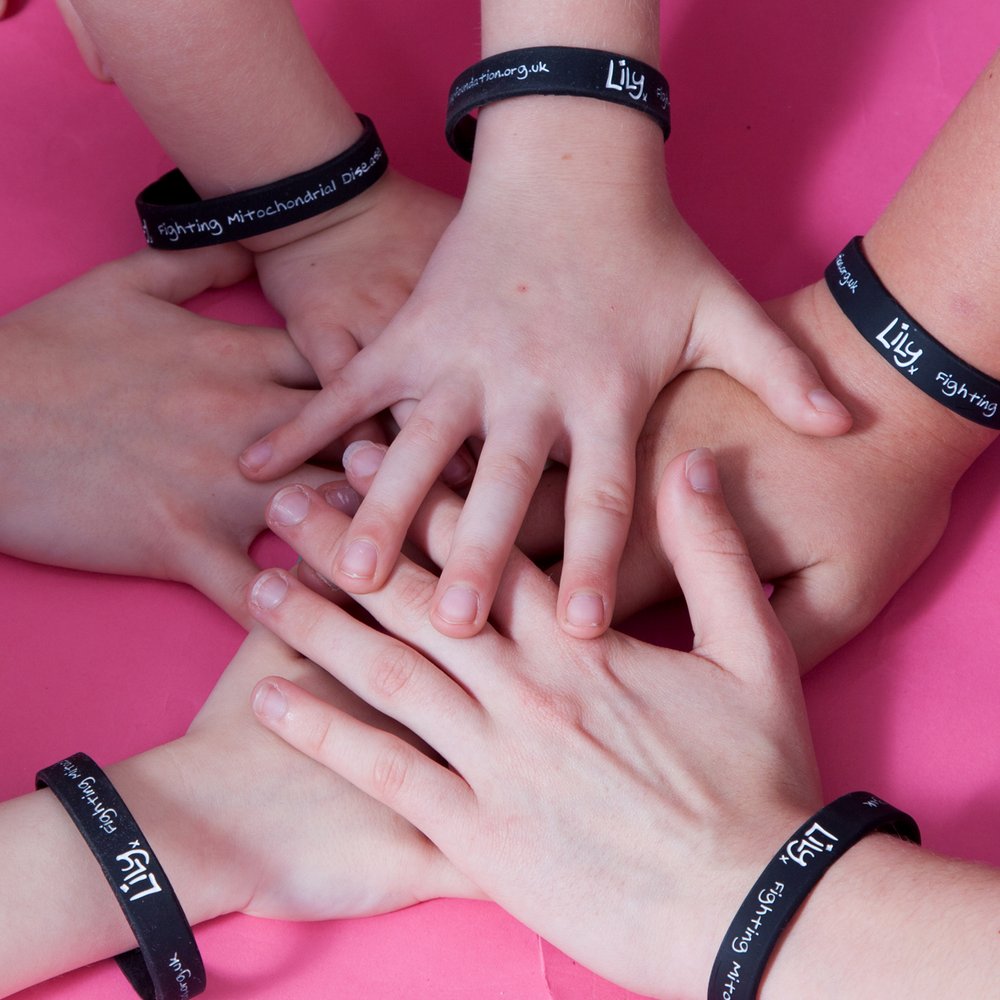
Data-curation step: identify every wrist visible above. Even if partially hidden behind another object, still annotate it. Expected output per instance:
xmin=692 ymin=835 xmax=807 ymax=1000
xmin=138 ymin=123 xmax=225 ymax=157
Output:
xmin=469 ymin=95 xmax=667 ymax=186
xmin=107 ymin=741 xmax=250 ymax=925
xmin=798 ymin=277 xmax=998 ymax=479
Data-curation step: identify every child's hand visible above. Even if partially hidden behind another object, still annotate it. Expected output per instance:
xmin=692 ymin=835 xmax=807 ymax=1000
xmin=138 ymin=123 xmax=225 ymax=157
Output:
xmin=247 ymin=450 xmax=821 ymax=999
xmin=241 ymin=162 xmax=850 ymax=640
xmin=253 ymin=171 xmax=458 ymax=385
xmin=0 ymin=246 xmax=341 ymax=624
xmin=522 ymin=281 xmax=986 ymax=670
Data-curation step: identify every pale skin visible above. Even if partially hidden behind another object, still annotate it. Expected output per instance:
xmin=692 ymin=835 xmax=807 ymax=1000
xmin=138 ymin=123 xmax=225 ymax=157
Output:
xmin=248 ymin=454 xmax=1000 ymax=999
xmin=0 ymin=245 xmax=366 ymax=625
xmin=59 ymin=0 xmax=465 ymax=460
xmin=0 ymin=625 xmax=477 ymax=998
xmin=401 ymin=44 xmax=999 ymax=670
xmin=56 ymin=0 xmax=852 ymax=638
xmin=239 ymin=0 xmax=852 ymax=642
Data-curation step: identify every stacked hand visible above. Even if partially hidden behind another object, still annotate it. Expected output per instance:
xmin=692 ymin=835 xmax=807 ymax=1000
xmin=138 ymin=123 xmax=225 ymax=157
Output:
xmin=246 ymin=448 xmax=823 ymax=999
xmin=240 ymin=107 xmax=852 ymax=642
xmin=0 ymin=246 xmax=341 ymax=623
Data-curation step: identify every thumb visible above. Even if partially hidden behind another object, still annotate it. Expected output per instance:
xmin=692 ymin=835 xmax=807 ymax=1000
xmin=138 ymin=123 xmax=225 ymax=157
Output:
xmin=122 ymin=245 xmax=256 ymax=303
xmin=656 ymin=448 xmax=797 ymax=682
xmin=695 ymin=292 xmax=852 ymax=438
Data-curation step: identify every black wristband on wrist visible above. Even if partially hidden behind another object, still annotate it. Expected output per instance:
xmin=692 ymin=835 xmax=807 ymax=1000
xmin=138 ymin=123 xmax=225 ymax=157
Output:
xmin=37 ymin=753 xmax=206 ymax=1000
xmin=707 ymin=792 xmax=920 ymax=1000
xmin=445 ymin=46 xmax=670 ymax=161
xmin=135 ymin=114 xmax=388 ymax=250
xmin=826 ymin=236 xmax=1000 ymax=427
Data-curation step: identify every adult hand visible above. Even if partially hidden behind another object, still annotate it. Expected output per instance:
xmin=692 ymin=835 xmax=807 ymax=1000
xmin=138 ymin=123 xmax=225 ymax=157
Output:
xmin=157 ymin=624 xmax=476 ymax=923
xmin=0 ymin=246 xmax=343 ymax=624
xmin=245 ymin=449 xmax=822 ymax=999
xmin=615 ymin=281 xmax=995 ymax=668
xmin=240 ymin=105 xmax=850 ymax=641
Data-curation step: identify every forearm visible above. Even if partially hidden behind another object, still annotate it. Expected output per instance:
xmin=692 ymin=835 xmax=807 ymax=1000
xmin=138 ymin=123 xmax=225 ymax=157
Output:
xmin=761 ymin=836 xmax=1000 ymax=999
xmin=865 ymin=48 xmax=1000 ymax=395
xmin=0 ymin=745 xmax=238 ymax=996
xmin=69 ymin=0 xmax=358 ymax=192
xmin=472 ymin=1 xmax=666 ymax=185
xmin=67 ymin=0 xmax=361 ymax=250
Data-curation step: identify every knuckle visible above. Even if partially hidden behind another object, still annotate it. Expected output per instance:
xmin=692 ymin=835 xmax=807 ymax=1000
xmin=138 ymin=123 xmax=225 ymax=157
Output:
xmin=401 ymin=412 xmax=449 ymax=454
xmin=481 ymin=449 xmax=540 ymax=497
xmin=391 ymin=567 xmax=438 ymax=625
xmin=570 ymin=478 xmax=634 ymax=523
xmin=369 ymin=644 xmax=421 ymax=701
xmin=371 ymin=744 xmax=411 ymax=804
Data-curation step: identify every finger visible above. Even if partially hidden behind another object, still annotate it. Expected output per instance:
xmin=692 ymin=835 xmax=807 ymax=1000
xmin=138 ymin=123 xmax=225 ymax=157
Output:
xmin=181 ymin=542 xmax=264 ymax=628
xmin=123 ymin=245 xmax=255 ymax=302
xmin=239 ymin=347 xmax=404 ymax=481
xmin=697 ymin=295 xmax=852 ymax=438
xmin=556 ymin=430 xmax=637 ymax=638
xmin=248 ymin=570 xmax=483 ymax=767
xmin=261 ymin=483 xmax=513 ymax=678
xmin=285 ymin=320 xmax=359 ymax=384
xmin=342 ymin=443 xmax=557 ymax=639
xmin=428 ymin=429 xmax=551 ymax=637
xmin=769 ymin=568 xmax=875 ymax=674
xmin=656 ymin=449 xmax=795 ymax=681
xmin=331 ymin=396 xmax=474 ymax=593
xmin=55 ymin=0 xmax=113 ymax=81
xmin=252 ymin=675 xmax=475 ymax=847
xmin=390 ymin=398 xmax=476 ymax=488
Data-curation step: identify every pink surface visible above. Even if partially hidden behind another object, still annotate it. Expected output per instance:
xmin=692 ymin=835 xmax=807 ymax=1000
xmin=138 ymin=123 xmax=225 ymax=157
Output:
xmin=2 ymin=2 xmax=999 ymax=998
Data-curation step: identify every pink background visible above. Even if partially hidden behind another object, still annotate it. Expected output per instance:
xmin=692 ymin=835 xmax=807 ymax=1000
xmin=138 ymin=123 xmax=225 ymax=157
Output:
xmin=2 ymin=1 xmax=998 ymax=997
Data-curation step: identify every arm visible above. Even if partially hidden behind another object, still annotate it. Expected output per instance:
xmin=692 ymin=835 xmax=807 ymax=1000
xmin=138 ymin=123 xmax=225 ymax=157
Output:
xmin=63 ymin=0 xmax=459 ymax=394
xmin=521 ymin=48 xmax=1000 ymax=668
xmin=242 ymin=0 xmax=850 ymax=643
xmin=247 ymin=451 xmax=999 ymax=998
xmin=0 ymin=626 xmax=474 ymax=997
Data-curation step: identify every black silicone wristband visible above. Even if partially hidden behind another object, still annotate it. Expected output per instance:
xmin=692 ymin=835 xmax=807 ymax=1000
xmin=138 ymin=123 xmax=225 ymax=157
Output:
xmin=36 ymin=753 xmax=206 ymax=1000
xmin=136 ymin=114 xmax=388 ymax=250
xmin=707 ymin=792 xmax=920 ymax=1000
xmin=446 ymin=46 xmax=670 ymax=161
xmin=826 ymin=236 xmax=1000 ymax=427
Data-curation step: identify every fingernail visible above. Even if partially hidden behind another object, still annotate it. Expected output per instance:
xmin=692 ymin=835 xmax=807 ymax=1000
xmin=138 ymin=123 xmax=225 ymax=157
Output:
xmin=250 ymin=571 xmax=289 ymax=611
xmin=566 ymin=591 xmax=605 ymax=629
xmin=442 ymin=451 xmax=474 ymax=486
xmin=339 ymin=539 xmax=378 ymax=580
xmin=808 ymin=388 xmax=850 ymax=417
xmin=253 ymin=682 xmax=287 ymax=723
xmin=343 ymin=440 xmax=386 ymax=479
xmin=437 ymin=585 xmax=479 ymax=625
xmin=322 ymin=483 xmax=361 ymax=515
xmin=241 ymin=439 xmax=273 ymax=473
xmin=685 ymin=448 xmax=720 ymax=493
xmin=270 ymin=486 xmax=309 ymax=526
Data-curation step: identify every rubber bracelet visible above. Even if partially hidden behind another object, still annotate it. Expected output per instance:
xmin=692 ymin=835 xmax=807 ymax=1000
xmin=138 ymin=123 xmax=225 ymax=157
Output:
xmin=446 ymin=46 xmax=670 ymax=161
xmin=707 ymin=792 xmax=920 ymax=1000
xmin=36 ymin=753 xmax=206 ymax=1000
xmin=136 ymin=114 xmax=388 ymax=250
xmin=826 ymin=236 xmax=1000 ymax=427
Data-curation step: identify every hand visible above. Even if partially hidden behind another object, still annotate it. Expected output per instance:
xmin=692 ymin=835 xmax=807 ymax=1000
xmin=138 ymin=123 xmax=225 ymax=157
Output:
xmin=136 ymin=624 xmax=476 ymax=925
xmin=613 ymin=281 xmax=994 ymax=668
xmin=240 ymin=104 xmax=851 ymax=641
xmin=0 ymin=246 xmax=345 ymax=624
xmin=252 ymin=170 xmax=458 ymax=384
xmin=244 ymin=449 xmax=822 ymax=999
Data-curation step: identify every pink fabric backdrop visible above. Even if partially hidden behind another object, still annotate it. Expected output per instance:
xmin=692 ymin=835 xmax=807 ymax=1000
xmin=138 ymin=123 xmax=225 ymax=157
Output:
xmin=2 ymin=1 xmax=998 ymax=997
